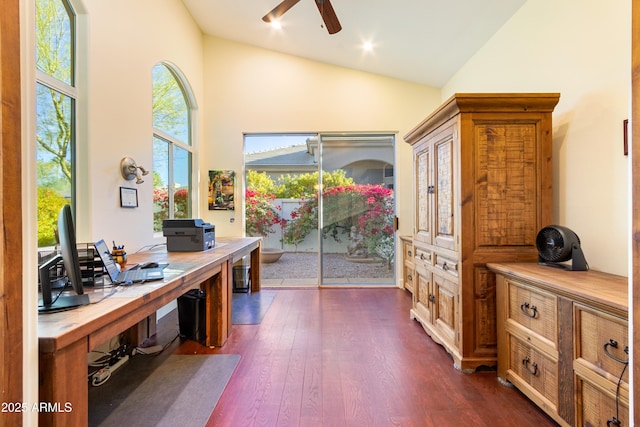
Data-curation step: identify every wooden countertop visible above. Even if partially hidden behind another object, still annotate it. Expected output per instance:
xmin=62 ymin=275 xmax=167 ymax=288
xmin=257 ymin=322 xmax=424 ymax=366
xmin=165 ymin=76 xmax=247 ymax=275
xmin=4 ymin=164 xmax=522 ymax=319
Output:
xmin=38 ymin=237 xmax=260 ymax=352
xmin=487 ymin=262 xmax=628 ymax=317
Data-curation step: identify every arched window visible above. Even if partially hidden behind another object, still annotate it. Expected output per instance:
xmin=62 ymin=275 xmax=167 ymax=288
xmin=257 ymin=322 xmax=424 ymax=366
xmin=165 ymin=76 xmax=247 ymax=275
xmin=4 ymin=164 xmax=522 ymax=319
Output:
xmin=35 ymin=0 xmax=77 ymax=247
xmin=152 ymin=63 xmax=195 ymax=232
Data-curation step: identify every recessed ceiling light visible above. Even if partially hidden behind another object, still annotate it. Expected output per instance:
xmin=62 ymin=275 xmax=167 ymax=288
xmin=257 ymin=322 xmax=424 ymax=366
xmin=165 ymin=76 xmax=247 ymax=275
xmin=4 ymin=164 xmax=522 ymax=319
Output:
xmin=362 ymin=41 xmax=374 ymax=52
xmin=270 ymin=20 xmax=282 ymax=30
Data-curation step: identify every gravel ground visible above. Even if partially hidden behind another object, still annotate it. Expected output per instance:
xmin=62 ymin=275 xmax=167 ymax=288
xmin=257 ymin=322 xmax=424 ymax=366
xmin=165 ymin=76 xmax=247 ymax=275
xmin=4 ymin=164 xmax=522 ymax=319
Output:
xmin=260 ymin=252 xmax=394 ymax=279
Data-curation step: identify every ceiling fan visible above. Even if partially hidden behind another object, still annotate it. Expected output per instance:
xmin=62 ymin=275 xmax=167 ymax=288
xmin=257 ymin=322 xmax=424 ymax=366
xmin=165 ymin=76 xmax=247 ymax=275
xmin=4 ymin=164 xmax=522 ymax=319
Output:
xmin=262 ymin=0 xmax=342 ymax=35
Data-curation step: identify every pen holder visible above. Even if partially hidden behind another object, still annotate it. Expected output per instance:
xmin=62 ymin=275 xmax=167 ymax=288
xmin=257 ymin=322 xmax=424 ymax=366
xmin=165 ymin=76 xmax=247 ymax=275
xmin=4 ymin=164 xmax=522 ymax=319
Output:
xmin=112 ymin=249 xmax=127 ymax=269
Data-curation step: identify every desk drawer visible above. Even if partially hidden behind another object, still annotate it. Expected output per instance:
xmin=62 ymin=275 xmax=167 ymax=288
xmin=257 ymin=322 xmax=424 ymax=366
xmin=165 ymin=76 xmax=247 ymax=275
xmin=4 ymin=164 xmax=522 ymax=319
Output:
xmin=575 ymin=304 xmax=629 ymax=383
xmin=507 ymin=279 xmax=557 ymax=345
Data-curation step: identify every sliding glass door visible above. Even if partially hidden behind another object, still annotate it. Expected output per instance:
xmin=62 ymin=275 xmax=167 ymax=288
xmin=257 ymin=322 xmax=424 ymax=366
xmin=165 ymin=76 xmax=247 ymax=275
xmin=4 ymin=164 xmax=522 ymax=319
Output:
xmin=318 ymin=134 xmax=395 ymax=286
xmin=244 ymin=133 xmax=396 ymax=287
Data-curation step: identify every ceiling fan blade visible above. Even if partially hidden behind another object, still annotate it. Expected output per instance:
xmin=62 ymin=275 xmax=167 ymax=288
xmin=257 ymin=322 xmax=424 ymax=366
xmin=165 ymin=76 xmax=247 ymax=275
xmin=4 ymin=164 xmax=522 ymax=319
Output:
xmin=262 ymin=0 xmax=301 ymax=23
xmin=315 ymin=0 xmax=341 ymax=34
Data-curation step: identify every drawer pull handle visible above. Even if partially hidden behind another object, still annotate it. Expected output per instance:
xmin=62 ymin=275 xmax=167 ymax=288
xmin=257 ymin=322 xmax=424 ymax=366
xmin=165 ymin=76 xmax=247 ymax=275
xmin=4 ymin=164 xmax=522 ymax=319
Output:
xmin=607 ymin=417 xmax=621 ymax=427
xmin=603 ymin=339 xmax=629 ymax=364
xmin=428 ymin=294 xmax=435 ymax=303
xmin=407 ymin=274 xmax=412 ymax=281
xmin=442 ymin=261 xmax=448 ymax=271
xmin=520 ymin=302 xmax=538 ymax=318
xmin=522 ymin=356 xmax=538 ymax=376
xmin=408 ymin=250 xmax=412 ymax=257
xmin=420 ymin=253 xmax=426 ymax=260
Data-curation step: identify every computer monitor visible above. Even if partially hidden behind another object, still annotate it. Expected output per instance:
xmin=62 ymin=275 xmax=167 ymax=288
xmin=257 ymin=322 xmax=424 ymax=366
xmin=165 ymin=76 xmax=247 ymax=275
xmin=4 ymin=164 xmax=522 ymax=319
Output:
xmin=38 ymin=204 xmax=90 ymax=313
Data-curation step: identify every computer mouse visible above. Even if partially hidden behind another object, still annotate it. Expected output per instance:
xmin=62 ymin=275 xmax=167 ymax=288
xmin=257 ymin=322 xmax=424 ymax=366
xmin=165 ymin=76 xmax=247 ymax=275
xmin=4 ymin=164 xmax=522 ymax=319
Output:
xmin=141 ymin=262 xmax=159 ymax=269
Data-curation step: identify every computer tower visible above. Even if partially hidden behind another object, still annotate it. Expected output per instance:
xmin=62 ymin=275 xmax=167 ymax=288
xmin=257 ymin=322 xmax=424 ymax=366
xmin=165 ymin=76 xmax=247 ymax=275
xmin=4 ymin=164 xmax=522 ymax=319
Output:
xmin=177 ymin=289 xmax=206 ymax=344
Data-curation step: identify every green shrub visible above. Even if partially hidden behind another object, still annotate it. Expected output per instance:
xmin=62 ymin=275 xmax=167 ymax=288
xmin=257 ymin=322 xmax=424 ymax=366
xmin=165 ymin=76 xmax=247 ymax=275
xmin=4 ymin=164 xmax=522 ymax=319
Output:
xmin=37 ymin=188 xmax=69 ymax=247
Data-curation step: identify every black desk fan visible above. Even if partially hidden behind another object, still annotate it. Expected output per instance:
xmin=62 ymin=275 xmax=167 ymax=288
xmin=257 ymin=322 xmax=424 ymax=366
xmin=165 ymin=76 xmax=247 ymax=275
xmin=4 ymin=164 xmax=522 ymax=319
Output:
xmin=536 ymin=225 xmax=589 ymax=271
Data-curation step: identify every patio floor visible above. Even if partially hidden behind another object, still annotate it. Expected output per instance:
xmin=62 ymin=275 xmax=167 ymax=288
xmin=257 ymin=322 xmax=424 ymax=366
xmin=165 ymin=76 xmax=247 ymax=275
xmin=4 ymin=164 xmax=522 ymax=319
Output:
xmin=258 ymin=252 xmax=395 ymax=287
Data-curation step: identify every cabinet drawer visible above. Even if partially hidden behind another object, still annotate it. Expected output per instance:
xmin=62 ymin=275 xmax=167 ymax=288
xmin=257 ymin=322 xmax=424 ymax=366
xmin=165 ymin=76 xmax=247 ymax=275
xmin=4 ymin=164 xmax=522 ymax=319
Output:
xmin=434 ymin=252 xmax=458 ymax=278
xmin=508 ymin=335 xmax=559 ymax=408
xmin=507 ymin=280 xmax=557 ymax=345
xmin=576 ymin=375 xmax=628 ymax=427
xmin=403 ymin=240 xmax=414 ymax=262
xmin=403 ymin=266 xmax=415 ymax=294
xmin=414 ymin=247 xmax=432 ymax=267
xmin=575 ymin=305 xmax=629 ymax=383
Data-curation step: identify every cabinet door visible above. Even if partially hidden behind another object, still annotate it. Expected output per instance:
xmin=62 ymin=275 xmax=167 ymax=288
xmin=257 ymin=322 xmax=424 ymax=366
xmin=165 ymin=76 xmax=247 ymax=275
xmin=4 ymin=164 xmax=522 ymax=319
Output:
xmin=433 ymin=272 xmax=458 ymax=347
xmin=414 ymin=140 xmax=432 ymax=244
xmin=474 ymin=122 xmax=539 ymax=248
xmin=433 ymin=134 xmax=456 ymax=251
xmin=414 ymin=266 xmax=433 ymax=324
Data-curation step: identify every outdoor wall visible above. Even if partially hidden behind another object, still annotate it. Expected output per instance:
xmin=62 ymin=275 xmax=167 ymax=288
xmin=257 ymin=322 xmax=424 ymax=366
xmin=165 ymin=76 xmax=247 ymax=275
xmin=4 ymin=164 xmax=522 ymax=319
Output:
xmin=442 ymin=0 xmax=631 ymax=276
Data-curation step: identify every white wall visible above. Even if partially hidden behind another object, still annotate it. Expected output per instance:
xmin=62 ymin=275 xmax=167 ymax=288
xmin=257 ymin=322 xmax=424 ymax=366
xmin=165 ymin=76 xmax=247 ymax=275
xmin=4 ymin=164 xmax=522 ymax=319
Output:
xmin=443 ymin=0 xmax=631 ymax=276
xmin=22 ymin=0 xmax=205 ymax=421
xmin=81 ymin=0 xmax=205 ymax=251
xmin=199 ymin=36 xmax=440 ymax=241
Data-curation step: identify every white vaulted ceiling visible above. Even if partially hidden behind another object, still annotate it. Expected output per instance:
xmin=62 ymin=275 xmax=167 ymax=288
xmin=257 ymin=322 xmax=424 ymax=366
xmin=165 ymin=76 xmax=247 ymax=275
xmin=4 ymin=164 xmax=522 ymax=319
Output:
xmin=181 ymin=0 xmax=527 ymax=87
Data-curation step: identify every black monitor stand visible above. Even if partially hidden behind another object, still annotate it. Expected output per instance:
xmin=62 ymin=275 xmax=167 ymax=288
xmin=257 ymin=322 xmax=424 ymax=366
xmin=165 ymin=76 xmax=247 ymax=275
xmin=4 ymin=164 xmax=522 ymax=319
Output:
xmin=38 ymin=254 xmax=89 ymax=313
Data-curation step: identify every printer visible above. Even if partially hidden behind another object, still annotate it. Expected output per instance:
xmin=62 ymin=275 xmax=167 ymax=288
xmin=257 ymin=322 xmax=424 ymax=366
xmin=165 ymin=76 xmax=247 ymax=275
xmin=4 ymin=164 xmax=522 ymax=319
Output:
xmin=162 ymin=219 xmax=215 ymax=252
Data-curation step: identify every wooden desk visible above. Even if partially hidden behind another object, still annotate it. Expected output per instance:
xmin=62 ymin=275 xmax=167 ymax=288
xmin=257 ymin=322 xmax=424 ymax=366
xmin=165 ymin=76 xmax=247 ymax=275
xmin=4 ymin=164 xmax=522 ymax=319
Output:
xmin=38 ymin=237 xmax=260 ymax=426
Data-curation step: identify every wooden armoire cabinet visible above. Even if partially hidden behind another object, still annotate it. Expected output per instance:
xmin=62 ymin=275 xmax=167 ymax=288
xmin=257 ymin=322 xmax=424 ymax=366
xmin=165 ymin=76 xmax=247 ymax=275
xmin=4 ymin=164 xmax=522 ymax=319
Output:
xmin=403 ymin=93 xmax=560 ymax=372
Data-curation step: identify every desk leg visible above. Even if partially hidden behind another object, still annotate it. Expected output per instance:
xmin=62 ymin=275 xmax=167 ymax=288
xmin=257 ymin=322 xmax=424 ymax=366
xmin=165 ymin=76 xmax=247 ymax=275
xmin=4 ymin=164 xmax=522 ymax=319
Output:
xmin=202 ymin=264 xmax=230 ymax=347
xmin=250 ymin=245 xmax=261 ymax=292
xmin=39 ymin=338 xmax=87 ymax=426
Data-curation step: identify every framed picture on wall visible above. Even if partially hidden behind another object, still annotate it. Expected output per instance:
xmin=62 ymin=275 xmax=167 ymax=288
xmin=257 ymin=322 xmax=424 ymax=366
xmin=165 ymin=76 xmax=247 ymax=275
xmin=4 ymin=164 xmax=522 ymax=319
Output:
xmin=120 ymin=186 xmax=138 ymax=208
xmin=208 ymin=170 xmax=235 ymax=210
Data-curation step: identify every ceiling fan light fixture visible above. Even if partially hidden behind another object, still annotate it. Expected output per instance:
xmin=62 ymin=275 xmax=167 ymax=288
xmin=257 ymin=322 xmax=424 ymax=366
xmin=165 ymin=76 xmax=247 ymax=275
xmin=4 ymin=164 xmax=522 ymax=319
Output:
xmin=262 ymin=0 xmax=341 ymax=35
xmin=270 ymin=20 xmax=282 ymax=30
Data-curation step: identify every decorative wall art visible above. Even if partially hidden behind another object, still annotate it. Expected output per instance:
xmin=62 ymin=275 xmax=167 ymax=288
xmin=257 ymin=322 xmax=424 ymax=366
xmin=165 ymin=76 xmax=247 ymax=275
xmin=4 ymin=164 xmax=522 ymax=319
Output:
xmin=120 ymin=186 xmax=138 ymax=208
xmin=208 ymin=170 xmax=235 ymax=210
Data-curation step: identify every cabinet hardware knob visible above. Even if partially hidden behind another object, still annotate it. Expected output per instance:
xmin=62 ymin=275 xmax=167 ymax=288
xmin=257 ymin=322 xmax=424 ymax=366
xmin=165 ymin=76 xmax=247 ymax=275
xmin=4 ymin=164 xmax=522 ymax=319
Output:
xmin=607 ymin=417 xmax=621 ymax=426
xmin=407 ymin=274 xmax=412 ymax=281
xmin=520 ymin=302 xmax=538 ymax=318
xmin=603 ymin=339 xmax=629 ymax=364
xmin=408 ymin=251 xmax=412 ymax=257
xmin=442 ymin=261 xmax=448 ymax=271
xmin=429 ymin=294 xmax=435 ymax=303
xmin=522 ymin=356 xmax=539 ymax=376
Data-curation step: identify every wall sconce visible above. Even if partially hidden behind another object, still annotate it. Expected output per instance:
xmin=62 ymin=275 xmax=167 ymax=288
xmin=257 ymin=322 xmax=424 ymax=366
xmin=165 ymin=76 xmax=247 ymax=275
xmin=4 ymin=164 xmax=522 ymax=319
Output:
xmin=120 ymin=157 xmax=149 ymax=184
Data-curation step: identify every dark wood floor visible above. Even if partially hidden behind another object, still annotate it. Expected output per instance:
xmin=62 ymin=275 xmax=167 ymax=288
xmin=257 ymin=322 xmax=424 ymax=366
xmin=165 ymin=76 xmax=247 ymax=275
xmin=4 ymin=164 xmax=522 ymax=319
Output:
xmin=163 ymin=287 xmax=559 ymax=427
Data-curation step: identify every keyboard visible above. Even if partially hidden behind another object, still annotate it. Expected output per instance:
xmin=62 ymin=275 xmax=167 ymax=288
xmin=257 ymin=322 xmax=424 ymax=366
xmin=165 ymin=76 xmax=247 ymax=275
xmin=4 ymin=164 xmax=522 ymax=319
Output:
xmin=117 ymin=268 xmax=147 ymax=283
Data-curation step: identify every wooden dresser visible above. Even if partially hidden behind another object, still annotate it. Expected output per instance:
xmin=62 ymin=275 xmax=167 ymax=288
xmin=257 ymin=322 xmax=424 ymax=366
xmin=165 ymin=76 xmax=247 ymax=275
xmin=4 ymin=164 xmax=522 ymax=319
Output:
xmin=489 ymin=263 xmax=629 ymax=426
xmin=403 ymin=93 xmax=560 ymax=371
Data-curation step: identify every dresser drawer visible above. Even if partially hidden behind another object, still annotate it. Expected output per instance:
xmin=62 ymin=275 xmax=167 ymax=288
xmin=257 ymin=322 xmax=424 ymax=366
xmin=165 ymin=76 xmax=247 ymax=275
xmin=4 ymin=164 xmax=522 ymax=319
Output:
xmin=575 ymin=304 xmax=629 ymax=383
xmin=576 ymin=374 xmax=629 ymax=427
xmin=507 ymin=280 xmax=557 ymax=345
xmin=508 ymin=335 xmax=559 ymax=409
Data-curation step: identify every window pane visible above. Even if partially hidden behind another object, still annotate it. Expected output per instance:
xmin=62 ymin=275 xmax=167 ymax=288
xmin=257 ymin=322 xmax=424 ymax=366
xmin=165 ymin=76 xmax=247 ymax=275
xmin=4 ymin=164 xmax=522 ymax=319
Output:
xmin=36 ymin=0 xmax=73 ymax=85
xmin=152 ymin=65 xmax=189 ymax=143
xmin=173 ymin=145 xmax=191 ymax=219
xmin=36 ymin=82 xmax=73 ymax=246
xmin=153 ymin=137 xmax=170 ymax=232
